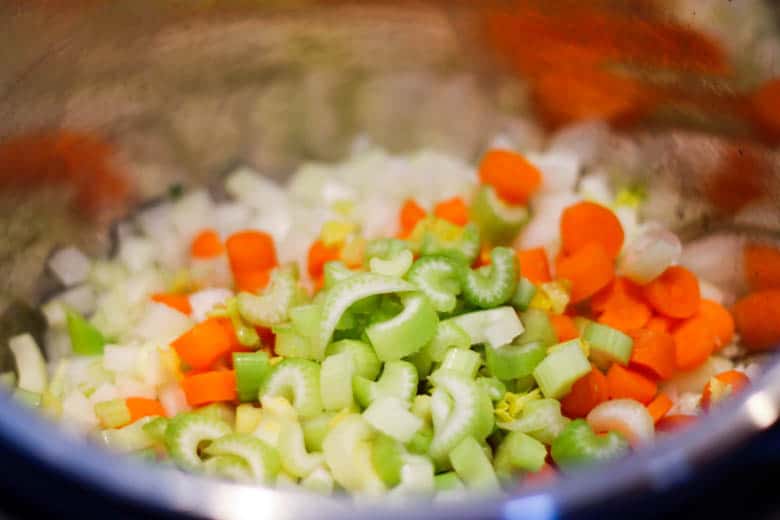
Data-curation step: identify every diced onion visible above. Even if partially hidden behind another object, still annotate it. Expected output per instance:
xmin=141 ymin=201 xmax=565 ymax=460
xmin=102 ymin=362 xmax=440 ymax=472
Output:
xmin=48 ymin=247 xmax=91 ymax=287
xmin=134 ymin=302 xmax=193 ymax=343
xmin=619 ymin=223 xmax=682 ymax=284
xmin=189 ymin=288 xmax=233 ymax=323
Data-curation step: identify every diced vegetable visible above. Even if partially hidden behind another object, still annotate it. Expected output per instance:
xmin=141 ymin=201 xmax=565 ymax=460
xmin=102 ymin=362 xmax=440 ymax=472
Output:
xmin=485 ymin=341 xmax=546 ymax=381
xmin=9 ymin=334 xmax=47 ymax=394
xmin=460 ymin=247 xmax=517 ymax=309
xmin=261 ymin=359 xmax=322 ymax=418
xmin=449 ymin=307 xmax=524 ymax=350
xmin=365 ymin=293 xmax=438 ymax=361
xmin=551 ymin=419 xmax=628 ymax=470
xmin=234 ymin=352 xmax=272 ymax=402
xmin=532 ymin=340 xmax=591 ymax=399
xmin=584 ymin=322 xmax=634 ymax=368
xmin=66 ymin=311 xmax=106 ymax=356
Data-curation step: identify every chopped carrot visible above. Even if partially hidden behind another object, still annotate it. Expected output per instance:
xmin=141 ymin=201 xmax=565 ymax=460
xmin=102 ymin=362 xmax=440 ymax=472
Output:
xmin=181 ymin=370 xmax=237 ymax=406
xmin=518 ymin=463 xmax=557 ymax=489
xmin=596 ymin=278 xmax=651 ymax=333
xmin=476 ymin=245 xmax=492 ymax=268
xmin=560 ymin=201 xmax=624 ymax=259
xmin=550 ymin=313 xmax=579 ymax=342
xmin=307 ymin=239 xmax=341 ymax=279
xmin=151 ymin=293 xmax=192 ymax=315
xmin=672 ymin=316 xmax=715 ymax=371
xmin=642 ymin=266 xmax=701 ymax=319
xmin=646 ymin=315 xmax=678 ymax=334
xmin=655 ymin=414 xmax=696 ymax=433
xmin=434 ymin=197 xmax=469 ymax=227
xmin=516 ymin=247 xmax=552 ymax=284
xmin=226 ymin=230 xmax=278 ymax=277
xmin=399 ymin=199 xmax=426 ymax=235
xmin=561 ymin=366 xmax=609 ymax=418
xmin=606 ymin=364 xmax=657 ymax=404
xmin=744 ymin=242 xmax=780 ymax=291
xmin=172 ymin=318 xmax=238 ymax=371
xmin=629 ymin=328 xmax=676 ymax=380
xmin=555 ymin=242 xmax=614 ymax=303
xmin=191 ymin=229 xmax=224 ymax=259
xmin=478 ymin=149 xmax=542 ymax=205
xmin=697 ymin=299 xmax=734 ymax=351
xmin=646 ymin=393 xmax=673 ymax=423
xmin=234 ymin=269 xmax=271 ymax=293
xmin=732 ymin=289 xmax=780 ymax=351
xmin=701 ymin=370 xmax=750 ymax=410
xmin=125 ymin=397 xmax=167 ymax=423
xmin=312 ymin=274 xmax=325 ymax=293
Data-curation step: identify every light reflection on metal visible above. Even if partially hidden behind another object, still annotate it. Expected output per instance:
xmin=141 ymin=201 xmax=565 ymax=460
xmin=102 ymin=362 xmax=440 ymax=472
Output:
xmin=745 ymin=391 xmax=779 ymax=429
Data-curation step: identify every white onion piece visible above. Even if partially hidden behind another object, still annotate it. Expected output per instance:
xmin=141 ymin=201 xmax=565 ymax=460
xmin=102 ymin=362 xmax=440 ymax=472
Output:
xmin=171 ymin=190 xmax=215 ymax=241
xmin=44 ymin=329 xmax=72 ymax=363
xmin=160 ymin=383 xmax=191 ymax=416
xmin=115 ymin=374 xmax=156 ymax=400
xmin=587 ymin=399 xmax=654 ymax=446
xmin=189 ymin=288 xmax=233 ymax=323
xmin=578 ymin=171 xmax=613 ymax=205
xmin=619 ymin=224 xmax=682 ymax=284
xmin=61 ymin=391 xmax=99 ymax=431
xmin=214 ymin=202 xmax=254 ymax=238
xmin=661 ymin=356 xmax=733 ymax=395
xmin=136 ymin=343 xmax=165 ymax=388
xmin=190 ymin=257 xmax=232 ymax=289
xmin=526 ymin=151 xmax=580 ymax=194
xmin=699 ymin=279 xmax=726 ymax=305
xmin=49 ymin=246 xmax=91 ymax=287
xmin=103 ymin=344 xmax=140 ymax=374
xmin=58 ymin=285 xmax=97 ymax=316
xmin=118 ymin=236 xmax=157 ymax=273
xmin=89 ymin=383 xmax=120 ymax=405
xmin=135 ymin=202 xmax=175 ymax=243
xmin=134 ymin=302 xmax=193 ymax=343
xmin=41 ymin=300 xmax=67 ymax=328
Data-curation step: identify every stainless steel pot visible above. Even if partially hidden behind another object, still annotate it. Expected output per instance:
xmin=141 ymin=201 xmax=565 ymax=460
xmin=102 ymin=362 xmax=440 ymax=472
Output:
xmin=1 ymin=1 xmax=779 ymax=518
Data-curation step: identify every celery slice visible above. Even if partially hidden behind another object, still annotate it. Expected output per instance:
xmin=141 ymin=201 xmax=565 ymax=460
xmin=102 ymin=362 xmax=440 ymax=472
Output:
xmin=9 ymin=334 xmax=47 ymax=394
xmin=369 ymin=249 xmax=414 ymax=278
xmin=363 ymin=397 xmax=423 ymax=443
xmin=234 ymin=404 xmax=263 ymax=434
xmin=237 ymin=265 xmax=298 ymax=327
xmin=477 ymin=377 xmax=507 ymax=402
xmin=353 ymin=360 xmax=418 ymax=408
xmin=517 ymin=309 xmax=557 ymax=347
xmin=486 ymin=341 xmax=546 ymax=381
xmin=494 ymin=431 xmax=547 ymax=476
xmin=194 ymin=403 xmax=236 ymax=425
xmin=461 ymin=247 xmax=518 ymax=309
xmin=98 ymin=416 xmax=157 ymax=453
xmin=95 ymin=398 xmax=131 ymax=429
xmin=425 ymin=319 xmax=471 ymax=362
xmin=497 ymin=398 xmax=569 ymax=445
xmin=261 ymin=359 xmax=322 ymax=418
xmin=289 ymin=303 xmax=322 ymax=342
xmin=277 ymin=420 xmax=324 ymax=478
xmin=511 ymin=277 xmax=537 ymax=312
xmin=551 ymin=419 xmax=628 ymax=470
xmin=365 ymin=293 xmax=438 ymax=361
xmin=406 ymin=427 xmax=433 ymax=455
xmin=434 ymin=471 xmax=464 ymax=491
xmin=66 ymin=311 xmax=106 ymax=356
xmin=407 ymin=348 xmax=434 ymax=379
xmin=449 ymin=436 xmax=500 ymax=493
xmin=365 ymin=238 xmax=409 ymax=262
xmin=302 ymin=413 xmax=334 ymax=453
xmin=322 ymin=261 xmax=354 ymax=290
xmin=325 ymin=339 xmax=381 ymax=380
xmin=301 ymin=466 xmax=335 ymax=495
xmin=533 ymin=339 xmax=591 ymax=399
xmin=417 ymin=220 xmax=481 ymax=265
xmin=438 ymin=349 xmax=482 ymax=379
xmin=406 ymin=255 xmax=464 ymax=313
xmin=273 ymin=325 xmax=314 ymax=359
xmin=233 ymin=351 xmax=271 ymax=402
xmin=449 ymin=307 xmax=524 ymax=349
xmin=371 ymin=434 xmax=404 ymax=488
xmin=469 ymin=185 xmax=529 ymax=245
xmin=391 ymin=454 xmax=436 ymax=497
xmin=584 ymin=322 xmax=634 ymax=368
xmin=165 ymin=413 xmax=232 ymax=470
xmin=205 ymin=433 xmax=281 ymax=484
xmin=322 ymin=414 xmax=385 ymax=494
xmin=319 ymin=352 xmax=356 ymax=411
xmin=203 ymin=454 xmax=252 ymax=482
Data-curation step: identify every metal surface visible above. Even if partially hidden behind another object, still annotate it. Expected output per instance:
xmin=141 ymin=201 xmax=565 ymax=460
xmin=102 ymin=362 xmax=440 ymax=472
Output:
xmin=0 ymin=1 xmax=779 ymax=518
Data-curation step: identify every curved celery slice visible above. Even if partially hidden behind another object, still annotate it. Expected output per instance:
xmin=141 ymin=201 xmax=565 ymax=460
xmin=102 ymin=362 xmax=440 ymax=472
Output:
xmin=497 ymin=398 xmax=569 ymax=445
xmin=419 ymin=221 xmax=481 ymax=265
xmin=205 ymin=433 xmax=281 ymax=484
xmin=353 ymin=360 xmax=418 ymax=408
xmin=273 ymin=325 xmax=313 ymax=360
xmin=438 ymin=349 xmax=482 ymax=380
xmin=511 ymin=277 xmax=537 ymax=312
xmin=369 ymin=249 xmax=414 ymax=278
xmin=517 ymin=308 xmax=557 ymax=348
xmin=449 ymin=307 xmax=524 ymax=349
xmin=532 ymin=339 xmax=591 ymax=399
xmin=407 ymin=427 xmax=433 ymax=455
xmin=583 ymin=322 xmax=634 ymax=368
xmin=551 ymin=419 xmax=628 ymax=470
xmin=494 ymin=431 xmax=547 ymax=477
xmin=406 ymin=256 xmax=464 ymax=313
xmin=9 ymin=334 xmax=47 ymax=394
xmin=301 ymin=413 xmax=334 ymax=453
xmin=318 ymin=273 xmax=416 ymax=358
xmin=235 ymin=404 xmax=262 ymax=434
xmin=278 ymin=420 xmax=324 ymax=478
xmin=203 ymin=454 xmax=253 ymax=482
xmin=371 ymin=434 xmax=404 ymax=488
xmin=98 ymin=416 xmax=157 ymax=453
xmin=261 ymin=359 xmax=322 ymax=418
xmin=95 ymin=398 xmax=131 ymax=429
xmin=407 ymin=347 xmax=434 ymax=379
xmin=301 ymin=466 xmax=335 ymax=495
xmin=363 ymin=397 xmax=423 ymax=443
xmin=237 ymin=265 xmax=298 ymax=327
xmin=142 ymin=416 xmax=169 ymax=443
xmin=325 ymin=339 xmax=381 ymax=380
xmin=449 ymin=436 xmax=500 ymax=493
xmin=477 ymin=377 xmax=507 ymax=402
xmin=319 ymin=352 xmax=356 ymax=411
xmin=322 ymin=414 xmax=385 ymax=494
xmin=165 ymin=413 xmax=232 ymax=470
xmin=366 ymin=293 xmax=438 ymax=361
xmin=470 ymin=185 xmax=529 ymax=245
xmin=461 ymin=247 xmax=517 ymax=309
xmin=390 ymin=454 xmax=436 ymax=498
xmin=425 ymin=320 xmax=471 ymax=362
xmin=435 ymin=471 xmax=465 ymax=492
xmin=365 ymin=238 xmax=409 ymax=262
xmin=485 ymin=341 xmax=546 ymax=381
xmin=323 ymin=261 xmax=354 ymax=290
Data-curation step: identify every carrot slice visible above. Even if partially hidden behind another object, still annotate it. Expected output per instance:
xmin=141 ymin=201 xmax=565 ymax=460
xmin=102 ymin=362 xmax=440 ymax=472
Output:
xmin=655 ymin=414 xmax=696 ymax=433
xmin=226 ymin=230 xmax=278 ymax=275
xmin=172 ymin=318 xmax=238 ymax=371
xmin=550 ymin=313 xmax=579 ymax=342
xmin=596 ymin=278 xmax=652 ymax=333
xmin=191 ymin=229 xmax=224 ymax=259
xmin=646 ymin=315 xmax=678 ymax=334
xmin=732 ymin=289 xmax=780 ymax=351
xmin=434 ymin=196 xmax=469 ymax=227
xmin=642 ymin=266 xmax=701 ymax=319
xmin=181 ymin=370 xmax=237 ymax=406
xmin=672 ymin=316 xmax=715 ymax=371
xmin=555 ymin=242 xmax=614 ymax=303
xmin=629 ymin=328 xmax=676 ymax=380
xmin=234 ymin=269 xmax=271 ymax=293
xmin=646 ymin=393 xmax=673 ymax=423
xmin=478 ymin=149 xmax=542 ymax=205
xmin=744 ymin=242 xmax=780 ymax=291
xmin=560 ymin=201 xmax=624 ymax=259
xmin=697 ymin=299 xmax=734 ymax=351
xmin=307 ymin=239 xmax=341 ymax=279
xmin=606 ymin=364 xmax=657 ymax=404
xmin=151 ymin=293 xmax=192 ymax=315
xmin=701 ymin=370 xmax=750 ymax=410
xmin=516 ymin=247 xmax=552 ymax=284
xmin=561 ymin=366 xmax=609 ymax=418
xmin=125 ymin=397 xmax=167 ymax=423
xmin=399 ymin=199 xmax=426 ymax=235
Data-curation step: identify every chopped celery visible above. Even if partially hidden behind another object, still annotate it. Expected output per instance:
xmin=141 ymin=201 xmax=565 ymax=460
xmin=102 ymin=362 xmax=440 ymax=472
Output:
xmin=98 ymin=416 xmax=157 ymax=453
xmin=425 ymin=319 xmax=471 ymax=362
xmin=406 ymin=255 xmax=464 ymax=313
xmin=237 ymin=265 xmax=298 ymax=327
xmin=325 ymin=339 xmax=381 ymax=380
xmin=551 ymin=419 xmax=628 ymax=470
xmin=539 ymin=281 xmax=571 ymax=315
xmin=94 ymin=398 xmax=131 ymax=429
xmin=517 ymin=309 xmax=557 ymax=348
xmin=323 ymin=261 xmax=354 ymax=290
xmin=353 ymin=360 xmax=418 ymax=408
xmin=460 ymin=247 xmax=517 ymax=309
xmin=216 ymin=297 xmax=259 ymax=348
xmin=371 ymin=434 xmax=404 ymax=487
xmin=320 ymin=352 xmax=356 ymax=411
xmin=449 ymin=436 xmax=500 ymax=493
xmin=434 ymin=471 xmax=465 ymax=491
xmin=438 ymin=348 xmax=482 ymax=379
xmin=406 ymin=427 xmax=433 ymax=455
xmin=203 ymin=454 xmax=252 ymax=482
xmin=301 ymin=466 xmax=335 ymax=495
xmin=205 ymin=433 xmax=281 ymax=484
xmin=494 ymin=431 xmax=547 ymax=476
xmin=9 ymin=334 xmax=47 ymax=394
xmin=449 ymin=307 xmax=524 ymax=349
xmin=302 ymin=413 xmax=334 ymax=453
xmin=66 ymin=311 xmax=106 ymax=356
xmin=363 ymin=397 xmax=423 ymax=443
xmin=414 ymin=220 xmax=481 ymax=265
xmin=235 ymin=404 xmax=263 ymax=433
xmin=322 ymin=414 xmax=385 ymax=494
xmin=142 ymin=416 xmax=169 ymax=443
xmin=411 ymin=394 xmax=433 ymax=424
xmin=366 ymin=293 xmax=438 ymax=361
xmin=583 ymin=322 xmax=634 ymax=368
xmin=469 ymin=185 xmax=529 ymax=245
xmin=369 ymin=249 xmax=414 ymax=278
xmin=194 ymin=403 xmax=236 ymax=425
xmin=234 ymin=351 xmax=272 ymax=402
xmin=485 ymin=341 xmax=546 ymax=381
xmin=533 ymin=339 xmax=591 ymax=399
xmin=278 ymin=420 xmax=324 ymax=478
xmin=289 ymin=303 xmax=322 ymax=342
xmin=165 ymin=413 xmax=232 ymax=470
xmin=407 ymin=348 xmax=434 ymax=379
xmin=365 ymin=238 xmax=408 ymax=261
xmin=497 ymin=398 xmax=569 ymax=445
xmin=261 ymin=359 xmax=322 ymax=418
xmin=511 ymin=277 xmax=537 ymax=312
xmin=477 ymin=377 xmax=507 ymax=402
xmin=273 ymin=325 xmax=314 ymax=359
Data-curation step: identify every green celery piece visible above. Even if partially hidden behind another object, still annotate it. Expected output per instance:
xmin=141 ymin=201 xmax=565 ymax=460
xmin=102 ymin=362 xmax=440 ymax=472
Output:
xmin=277 ymin=420 xmax=324 ymax=478
xmin=365 ymin=293 xmax=438 ymax=361
xmin=364 ymin=238 xmax=409 ymax=262
xmin=320 ymin=352 xmax=356 ymax=411
xmin=511 ymin=277 xmax=537 ymax=312
xmin=551 ymin=419 xmax=629 ymax=470
xmin=449 ymin=307 xmax=524 ymax=349
xmin=353 ymin=360 xmax=418 ymax=408
xmin=477 ymin=377 xmax=507 ymax=402
xmin=369 ymin=249 xmax=414 ymax=278
xmin=517 ymin=308 xmax=557 ymax=348
xmin=363 ymin=396 xmax=423 ymax=443
xmin=532 ymin=339 xmax=591 ymax=399
xmin=407 ymin=347 xmax=434 ymax=379
xmin=434 ymin=471 xmax=465 ymax=492
xmin=497 ymin=398 xmax=569 ymax=445
xmin=203 ymin=454 xmax=252 ymax=482
xmin=66 ymin=310 xmax=106 ymax=355
xmin=460 ymin=247 xmax=518 ymax=309
xmin=583 ymin=321 xmax=634 ymax=368
xmin=425 ymin=319 xmax=471 ymax=362
xmin=449 ymin=436 xmax=500 ymax=493
xmin=469 ymin=185 xmax=529 ymax=245
xmin=237 ymin=265 xmax=299 ymax=327
xmin=301 ymin=413 xmax=335 ymax=453
xmin=142 ymin=416 xmax=169 ymax=443
xmin=406 ymin=427 xmax=433 ymax=455
xmin=260 ymin=359 xmax=322 ymax=418
xmin=325 ymin=339 xmax=381 ymax=380
xmin=414 ymin=219 xmax=481 ymax=265
xmin=323 ymin=261 xmax=354 ymax=290
xmin=164 ymin=413 xmax=232 ymax=470
xmin=371 ymin=434 xmax=404 ymax=487
xmin=437 ymin=348 xmax=482 ymax=379
xmin=406 ymin=255 xmax=465 ymax=313
xmin=94 ymin=398 xmax=131 ymax=428
xmin=289 ymin=303 xmax=323 ymax=341
xmin=485 ymin=341 xmax=546 ymax=381
xmin=273 ymin=325 xmax=315 ymax=359
xmin=194 ymin=403 xmax=236 ymax=425
xmin=233 ymin=351 xmax=272 ymax=402
xmin=494 ymin=431 xmax=547 ymax=477
xmin=205 ymin=433 xmax=281 ymax=484
xmin=234 ymin=404 xmax=263 ymax=433
xmin=322 ymin=414 xmax=385 ymax=494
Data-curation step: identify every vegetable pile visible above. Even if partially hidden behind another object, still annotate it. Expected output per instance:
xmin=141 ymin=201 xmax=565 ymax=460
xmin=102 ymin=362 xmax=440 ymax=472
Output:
xmin=5 ymin=140 xmax=775 ymax=499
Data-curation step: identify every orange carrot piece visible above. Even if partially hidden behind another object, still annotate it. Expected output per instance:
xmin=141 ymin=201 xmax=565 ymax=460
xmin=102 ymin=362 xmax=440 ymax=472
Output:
xmin=656 ymin=414 xmax=696 ymax=433
xmin=744 ymin=242 xmax=780 ymax=291
xmin=307 ymin=239 xmax=341 ymax=279
xmin=434 ymin=197 xmax=469 ymax=227
xmin=606 ymin=364 xmax=657 ymax=404
xmin=646 ymin=315 xmax=678 ymax=334
xmin=191 ymin=229 xmax=224 ymax=259
xmin=629 ymin=328 xmax=676 ymax=380
xmin=172 ymin=318 xmax=238 ymax=371
xmin=701 ymin=370 xmax=750 ymax=410
xmin=226 ymin=230 xmax=278 ymax=275
xmin=516 ymin=247 xmax=552 ymax=284
xmin=478 ymin=149 xmax=542 ymax=205
xmin=126 ymin=397 xmax=167 ymax=423
xmin=672 ymin=316 xmax=715 ymax=371
xmin=555 ymin=242 xmax=614 ymax=303
xmin=561 ymin=366 xmax=609 ymax=418
xmin=560 ymin=201 xmax=624 ymax=259
xmin=732 ymin=289 xmax=780 ymax=351
xmin=234 ymin=269 xmax=271 ymax=293
xmin=596 ymin=278 xmax=652 ymax=333
xmin=642 ymin=265 xmax=701 ymax=319
xmin=399 ymin=199 xmax=426 ymax=235
xmin=697 ymin=299 xmax=734 ymax=351
xmin=181 ymin=370 xmax=237 ymax=406
xmin=151 ymin=293 xmax=192 ymax=315
xmin=550 ymin=313 xmax=579 ymax=342
xmin=646 ymin=393 xmax=673 ymax=423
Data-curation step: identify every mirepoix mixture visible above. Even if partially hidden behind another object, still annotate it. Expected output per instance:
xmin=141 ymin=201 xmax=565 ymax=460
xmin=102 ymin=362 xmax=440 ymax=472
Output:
xmin=5 ymin=128 xmax=779 ymax=498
